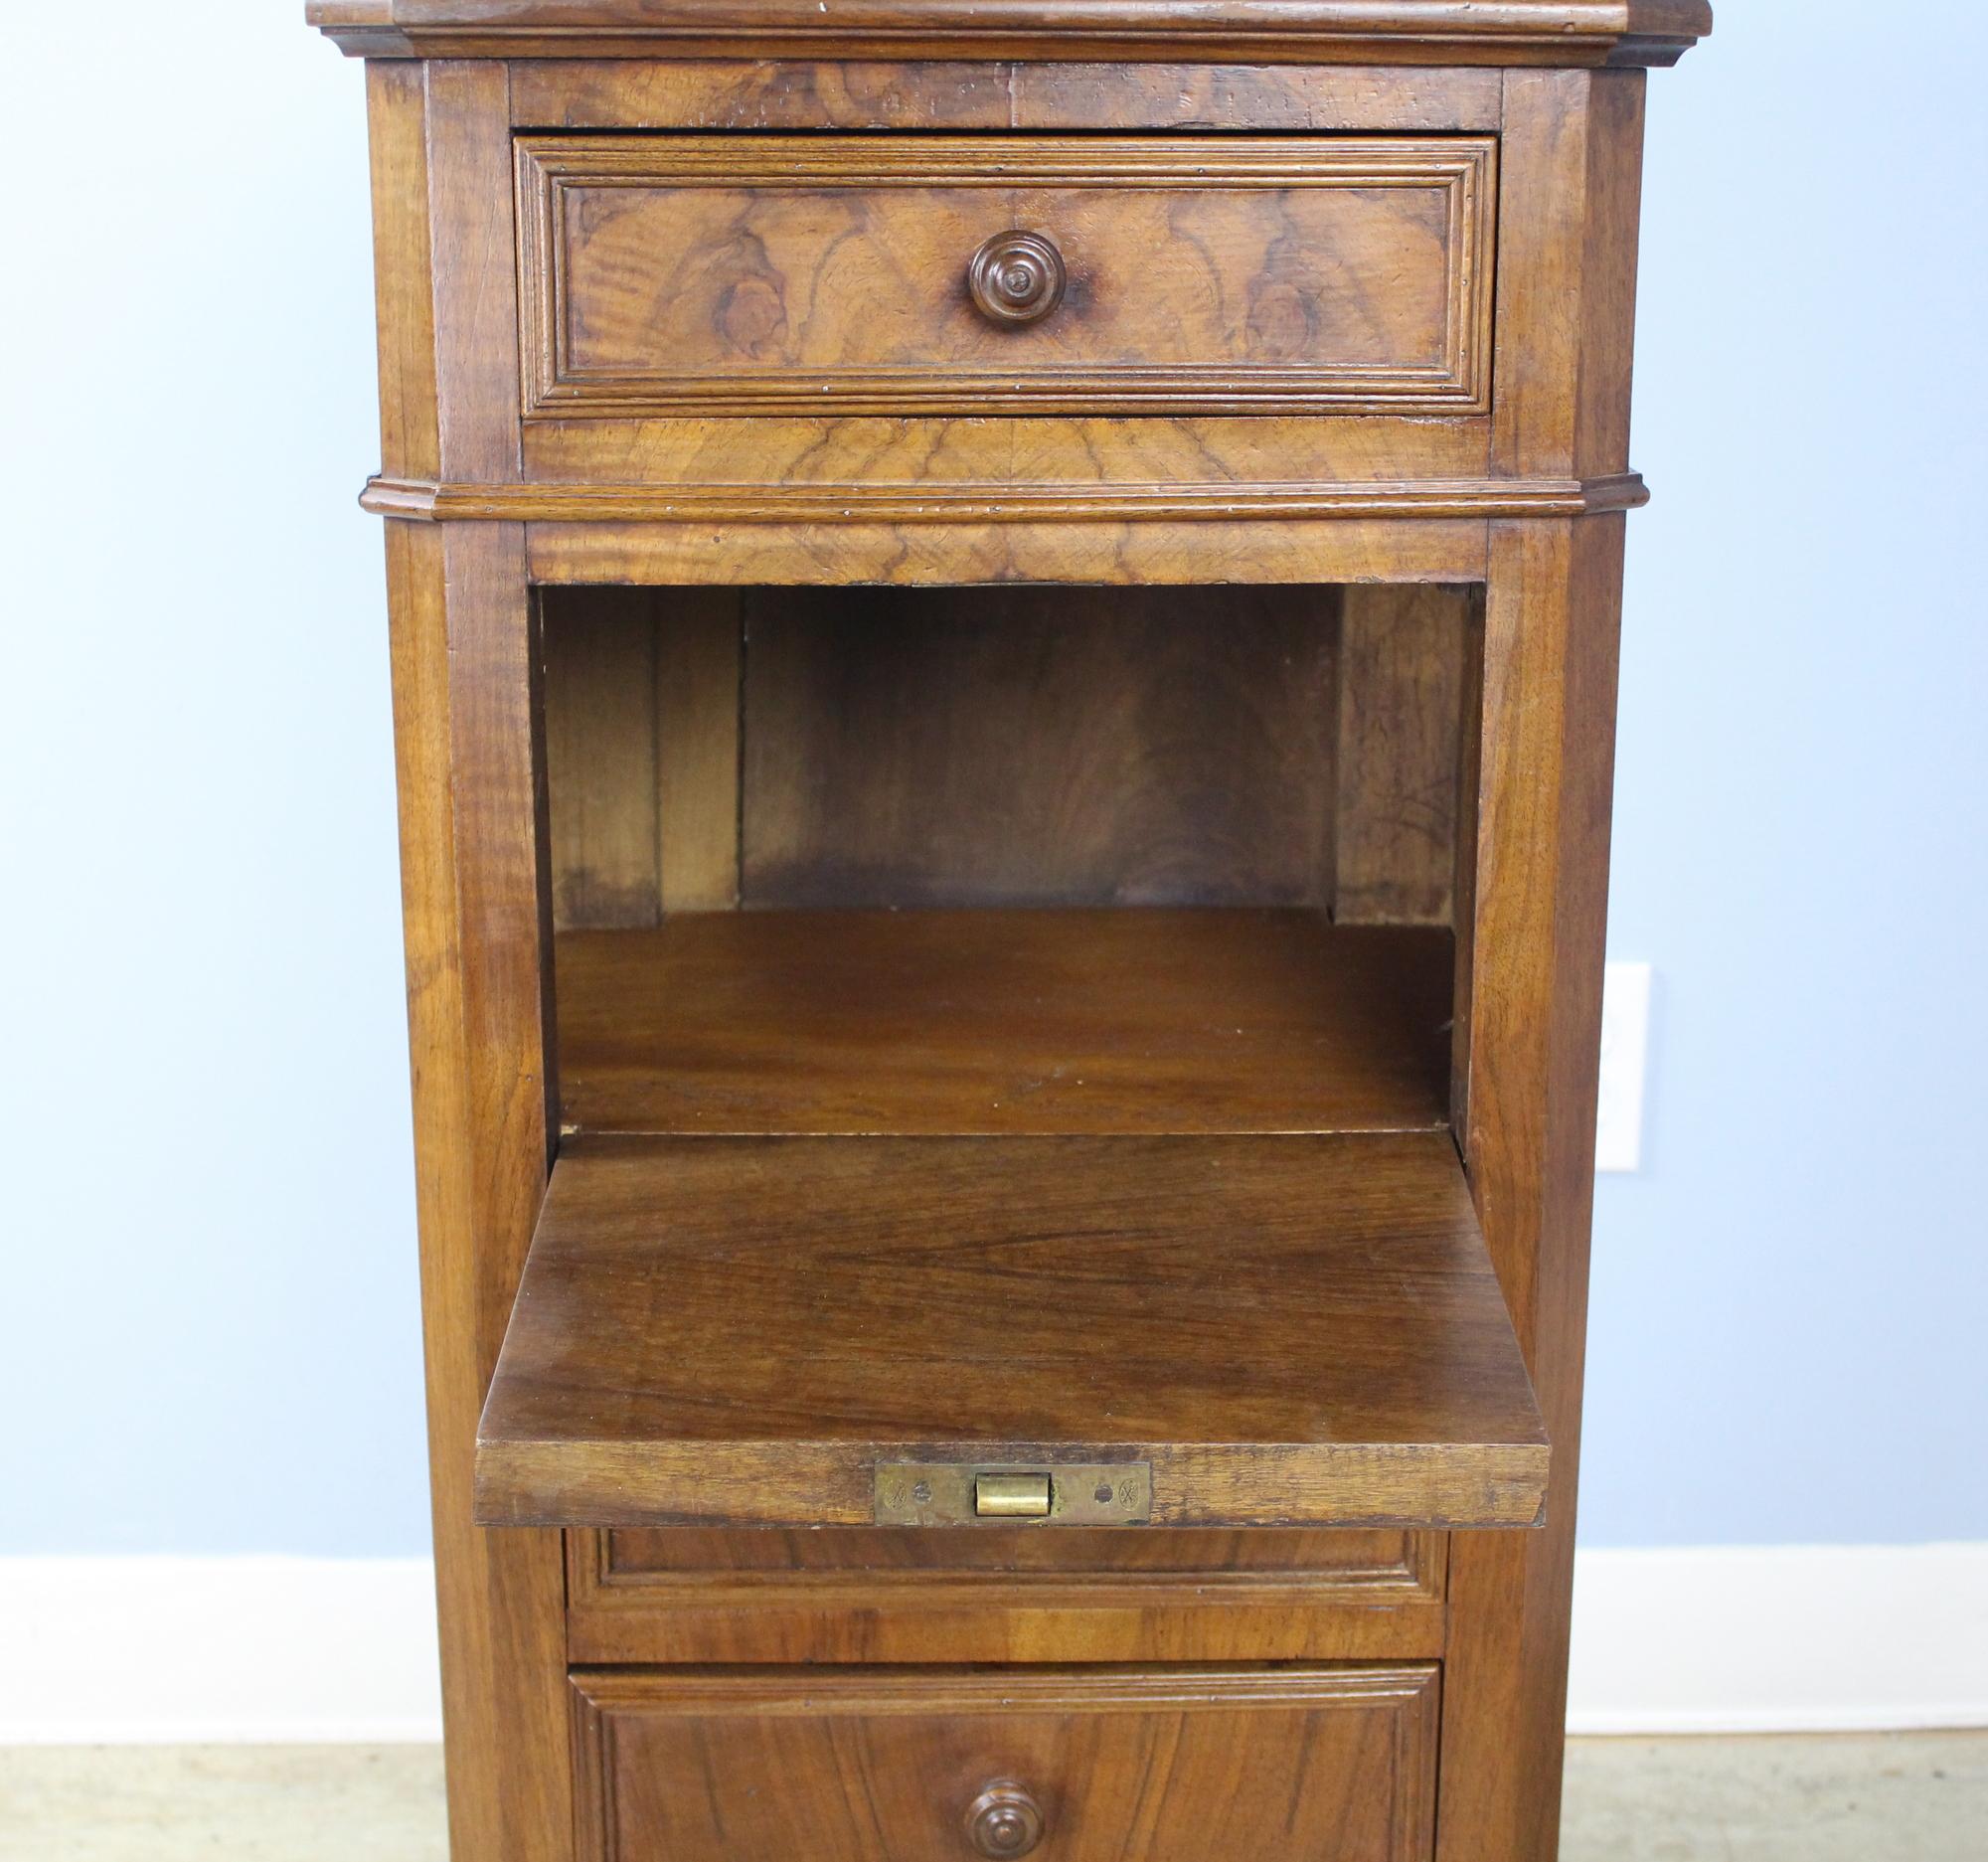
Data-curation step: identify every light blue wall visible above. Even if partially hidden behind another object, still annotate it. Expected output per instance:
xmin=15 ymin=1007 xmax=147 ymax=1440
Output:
xmin=1587 ymin=1 xmax=1988 ymax=1546
xmin=2 ymin=2 xmax=1981 ymax=1557
xmin=0 ymin=3 xmax=428 ymax=1555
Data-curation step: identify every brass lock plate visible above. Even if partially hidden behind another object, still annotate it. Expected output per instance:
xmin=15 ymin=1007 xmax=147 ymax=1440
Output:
xmin=873 ymin=1461 xmax=1153 ymax=1526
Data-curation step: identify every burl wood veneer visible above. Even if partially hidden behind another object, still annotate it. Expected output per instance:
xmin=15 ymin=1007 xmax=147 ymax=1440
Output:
xmin=313 ymin=4 xmax=1708 ymax=1859
xmin=517 ymin=134 xmax=1496 ymax=416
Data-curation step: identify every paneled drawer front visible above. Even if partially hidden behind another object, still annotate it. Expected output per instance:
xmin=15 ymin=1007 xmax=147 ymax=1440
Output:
xmin=593 ymin=1525 xmax=1437 ymax=1584
xmin=518 ymin=135 xmax=1496 ymax=418
xmin=569 ymin=1527 xmax=1444 ymax=1664
xmin=573 ymin=1665 xmax=1439 ymax=1862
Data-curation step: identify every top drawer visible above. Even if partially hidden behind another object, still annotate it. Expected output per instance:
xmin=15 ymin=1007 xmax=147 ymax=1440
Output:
xmin=517 ymin=135 xmax=1496 ymax=419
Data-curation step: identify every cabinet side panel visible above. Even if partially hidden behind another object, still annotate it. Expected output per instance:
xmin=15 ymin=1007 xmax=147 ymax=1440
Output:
xmin=1572 ymin=74 xmax=1647 ymax=475
xmin=1436 ymin=63 xmax=1646 ymax=1861
xmin=368 ymin=62 xmax=440 ymax=480
xmin=540 ymin=590 xmax=746 ymax=928
xmin=373 ymin=62 xmax=570 ymax=1862
xmin=1447 ymin=587 xmax=1486 ymax=1138
xmin=1491 ymin=69 xmax=1647 ymax=479
xmin=425 ymin=59 xmax=524 ymax=482
xmin=1439 ymin=517 xmax=1623 ymax=1862
xmin=385 ymin=522 xmax=573 ymax=1862
xmin=542 ymin=590 xmax=663 ymax=931
xmin=1333 ymin=586 xmax=1472 ymax=926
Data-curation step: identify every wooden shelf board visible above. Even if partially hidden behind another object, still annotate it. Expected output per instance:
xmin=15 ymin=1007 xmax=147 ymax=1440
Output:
xmin=556 ymin=910 xmax=1453 ymax=1137
xmin=475 ymin=1131 xmax=1548 ymax=1531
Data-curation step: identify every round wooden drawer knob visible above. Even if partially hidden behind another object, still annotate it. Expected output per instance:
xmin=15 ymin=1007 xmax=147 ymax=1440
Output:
xmin=966 ymin=1781 xmax=1045 ymax=1857
xmin=967 ymin=232 xmax=1067 ymax=326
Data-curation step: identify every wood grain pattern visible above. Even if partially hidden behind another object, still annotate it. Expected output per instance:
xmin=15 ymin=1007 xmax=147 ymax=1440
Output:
xmin=385 ymin=525 xmax=572 ymax=1859
xmin=1335 ymin=585 xmax=1473 ymax=925
xmin=542 ymin=589 xmax=660 ymax=930
xmin=525 ymin=515 xmax=1492 ymax=589
xmin=1448 ymin=586 xmax=1487 ymax=1138
xmin=740 ymin=586 xmax=1338 ymax=910
xmin=571 ymin=1665 xmax=1440 ymax=1862
xmin=654 ymin=592 xmax=742 ymax=911
xmin=519 ymin=409 xmax=1495 ymax=496
xmin=548 ymin=582 xmax=1477 ymax=937
xmin=1438 ymin=514 xmax=1626 ymax=1862
xmin=497 ymin=118 xmax=1495 ymax=507
xmin=1429 ymin=64 xmax=1651 ymax=1862
xmin=424 ymin=60 xmax=522 ymax=482
xmin=508 ymin=59 xmax=1507 ymax=133
xmin=556 ymin=912 xmax=1453 ymax=1136
xmin=473 ymin=1130 xmax=1549 ymax=1529
xmin=1493 ymin=68 xmax=1648 ymax=477
xmin=312 ymin=1 xmax=1714 ymax=68
xmin=568 ymin=1526 xmax=1445 ymax=1664
xmin=519 ymin=135 xmax=1495 ymax=417
xmin=596 ymin=1525 xmax=1433 ymax=1585
xmin=367 ymin=60 xmax=569 ymax=1862
xmin=539 ymin=590 xmax=743 ymax=928
xmin=370 ymin=474 xmax=1649 ymax=523
xmin=366 ymin=62 xmax=438 ymax=479
xmin=321 ymin=13 xmax=1699 ymax=1856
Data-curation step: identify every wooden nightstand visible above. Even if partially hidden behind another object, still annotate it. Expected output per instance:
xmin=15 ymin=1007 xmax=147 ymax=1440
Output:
xmin=309 ymin=5 xmax=1710 ymax=1858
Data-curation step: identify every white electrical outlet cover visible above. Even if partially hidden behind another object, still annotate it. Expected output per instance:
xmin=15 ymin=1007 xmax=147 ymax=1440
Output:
xmin=1595 ymin=961 xmax=1653 ymax=1173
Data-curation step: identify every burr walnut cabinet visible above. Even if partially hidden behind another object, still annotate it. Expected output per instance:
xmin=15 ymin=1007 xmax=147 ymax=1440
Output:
xmin=310 ymin=3 xmax=1709 ymax=1858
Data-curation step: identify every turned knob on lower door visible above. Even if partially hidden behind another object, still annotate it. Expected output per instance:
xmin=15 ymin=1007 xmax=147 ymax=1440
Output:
xmin=966 ymin=1782 xmax=1044 ymax=1858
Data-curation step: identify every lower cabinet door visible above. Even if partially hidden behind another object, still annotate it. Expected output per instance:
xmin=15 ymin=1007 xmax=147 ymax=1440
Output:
xmin=572 ymin=1665 xmax=1439 ymax=1862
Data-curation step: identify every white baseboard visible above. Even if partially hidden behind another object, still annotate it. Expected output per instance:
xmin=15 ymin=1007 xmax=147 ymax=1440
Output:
xmin=2 ymin=1544 xmax=1981 ymax=1744
xmin=1567 ymin=1542 xmax=1988 ymax=1734
xmin=0 ymin=1558 xmax=442 ymax=1745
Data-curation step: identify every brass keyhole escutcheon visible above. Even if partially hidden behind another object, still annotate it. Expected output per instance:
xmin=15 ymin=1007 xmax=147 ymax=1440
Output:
xmin=967 ymin=1782 xmax=1044 ymax=1858
xmin=967 ymin=231 xmax=1067 ymax=326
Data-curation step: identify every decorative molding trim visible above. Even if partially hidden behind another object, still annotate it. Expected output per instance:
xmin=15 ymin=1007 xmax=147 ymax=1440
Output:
xmin=360 ymin=472 xmax=1650 ymax=525
xmin=3 ymin=1542 xmax=1979 ymax=1743
xmin=587 ymin=1524 xmax=1440 ymax=1602
xmin=516 ymin=134 xmax=1496 ymax=419
xmin=307 ymin=2 xmax=1713 ymax=69
xmin=566 ymin=1526 xmax=1445 ymax=1662
xmin=570 ymin=1665 xmax=1440 ymax=1862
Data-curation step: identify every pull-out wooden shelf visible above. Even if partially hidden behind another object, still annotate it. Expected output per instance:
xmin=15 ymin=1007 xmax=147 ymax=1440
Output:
xmin=474 ymin=1130 xmax=1547 ymax=1531
xmin=557 ymin=909 xmax=1454 ymax=1137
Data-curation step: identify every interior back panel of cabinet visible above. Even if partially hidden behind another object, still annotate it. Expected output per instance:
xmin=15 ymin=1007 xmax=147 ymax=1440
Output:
xmin=539 ymin=584 xmax=1474 ymax=929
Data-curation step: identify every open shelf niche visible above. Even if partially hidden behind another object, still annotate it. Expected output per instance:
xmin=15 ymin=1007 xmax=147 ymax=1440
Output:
xmin=473 ymin=581 xmax=1546 ymax=1532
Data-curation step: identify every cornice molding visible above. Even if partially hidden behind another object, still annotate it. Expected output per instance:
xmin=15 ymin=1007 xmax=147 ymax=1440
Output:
xmin=359 ymin=472 xmax=1651 ymax=524
xmin=307 ymin=2 xmax=1712 ymax=67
